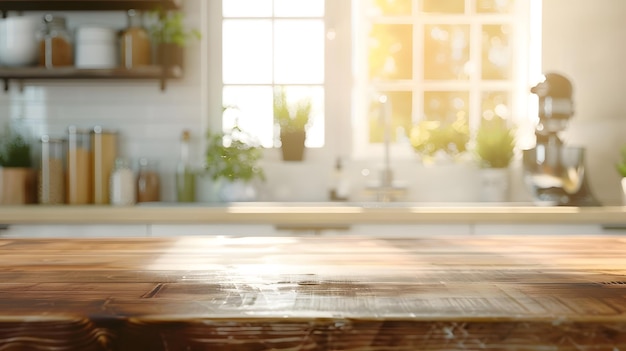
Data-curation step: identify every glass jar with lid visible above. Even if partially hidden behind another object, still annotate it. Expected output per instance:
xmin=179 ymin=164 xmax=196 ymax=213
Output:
xmin=109 ymin=157 xmax=136 ymax=206
xmin=38 ymin=135 xmax=66 ymax=205
xmin=66 ymin=126 xmax=92 ymax=205
xmin=136 ymin=158 xmax=160 ymax=203
xmin=120 ymin=9 xmax=151 ymax=68
xmin=38 ymin=13 xmax=73 ymax=68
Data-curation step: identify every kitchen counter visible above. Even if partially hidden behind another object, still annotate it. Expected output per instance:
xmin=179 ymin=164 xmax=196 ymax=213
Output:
xmin=0 ymin=203 xmax=626 ymax=225
xmin=1 ymin=234 xmax=626 ymax=350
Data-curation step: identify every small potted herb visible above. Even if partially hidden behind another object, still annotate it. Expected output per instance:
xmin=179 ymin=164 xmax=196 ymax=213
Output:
xmin=274 ymin=88 xmax=312 ymax=161
xmin=201 ymin=124 xmax=265 ymax=202
xmin=148 ymin=7 xmax=201 ymax=70
xmin=474 ymin=116 xmax=516 ymax=202
xmin=0 ymin=126 xmax=35 ymax=204
xmin=409 ymin=116 xmax=470 ymax=164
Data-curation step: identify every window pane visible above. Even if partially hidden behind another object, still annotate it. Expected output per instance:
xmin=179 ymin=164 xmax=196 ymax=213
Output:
xmin=482 ymin=24 xmax=511 ymax=80
xmin=223 ymin=86 xmax=274 ymax=148
xmin=424 ymin=91 xmax=469 ymax=123
xmin=368 ymin=0 xmax=412 ymax=16
xmin=368 ymin=91 xmax=412 ymax=143
xmin=276 ymin=86 xmax=325 ymax=148
xmin=223 ymin=20 xmax=273 ymax=84
xmin=424 ymin=24 xmax=470 ymax=80
xmin=223 ymin=0 xmax=272 ymax=17
xmin=274 ymin=0 xmax=324 ymax=17
xmin=477 ymin=0 xmax=515 ymax=14
xmin=369 ymin=24 xmax=413 ymax=80
xmin=422 ymin=0 xmax=465 ymax=14
xmin=274 ymin=20 xmax=324 ymax=84
xmin=481 ymin=91 xmax=510 ymax=120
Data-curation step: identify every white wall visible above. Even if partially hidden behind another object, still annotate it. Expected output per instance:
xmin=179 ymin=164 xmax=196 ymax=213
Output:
xmin=542 ymin=0 xmax=626 ymax=204
xmin=2 ymin=0 xmax=623 ymax=204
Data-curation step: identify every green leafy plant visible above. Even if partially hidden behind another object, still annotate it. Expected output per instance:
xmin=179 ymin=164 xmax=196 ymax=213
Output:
xmin=274 ymin=88 xmax=312 ymax=133
xmin=474 ymin=117 xmax=516 ymax=168
xmin=0 ymin=126 xmax=32 ymax=168
xmin=616 ymin=145 xmax=626 ymax=178
xmin=149 ymin=7 xmax=201 ymax=47
xmin=409 ymin=116 xmax=470 ymax=162
xmin=204 ymin=125 xmax=265 ymax=183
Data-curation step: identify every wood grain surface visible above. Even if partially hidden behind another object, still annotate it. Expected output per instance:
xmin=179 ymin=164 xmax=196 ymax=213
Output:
xmin=1 ymin=235 xmax=626 ymax=350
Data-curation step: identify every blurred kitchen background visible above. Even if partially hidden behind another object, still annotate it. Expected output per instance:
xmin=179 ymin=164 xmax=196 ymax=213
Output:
xmin=0 ymin=0 xmax=624 ymax=205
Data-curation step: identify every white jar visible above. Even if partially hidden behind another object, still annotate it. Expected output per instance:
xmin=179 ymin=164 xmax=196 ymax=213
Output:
xmin=109 ymin=157 xmax=136 ymax=206
xmin=75 ymin=26 xmax=117 ymax=68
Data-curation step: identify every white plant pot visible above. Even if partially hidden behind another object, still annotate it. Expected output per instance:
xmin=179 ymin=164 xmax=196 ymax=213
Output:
xmin=479 ymin=168 xmax=509 ymax=202
xmin=218 ymin=180 xmax=257 ymax=202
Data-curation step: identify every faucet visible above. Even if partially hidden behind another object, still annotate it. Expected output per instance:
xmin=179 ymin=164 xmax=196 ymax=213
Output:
xmin=365 ymin=94 xmax=407 ymax=202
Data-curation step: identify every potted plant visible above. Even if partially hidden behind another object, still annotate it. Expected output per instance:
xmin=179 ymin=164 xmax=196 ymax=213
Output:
xmin=616 ymin=145 xmax=626 ymax=205
xmin=274 ymin=88 xmax=311 ymax=161
xmin=148 ymin=7 xmax=201 ymax=71
xmin=474 ymin=116 xmax=516 ymax=202
xmin=0 ymin=126 xmax=35 ymax=205
xmin=409 ymin=116 xmax=470 ymax=164
xmin=200 ymin=125 xmax=265 ymax=202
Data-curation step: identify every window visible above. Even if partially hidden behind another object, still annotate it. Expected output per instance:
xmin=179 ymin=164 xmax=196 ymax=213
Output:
xmin=353 ymin=0 xmax=541 ymax=158
xmin=213 ymin=0 xmax=540 ymax=157
xmin=220 ymin=0 xmax=326 ymax=149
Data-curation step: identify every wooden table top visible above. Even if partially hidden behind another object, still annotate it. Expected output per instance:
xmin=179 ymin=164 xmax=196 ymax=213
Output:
xmin=1 ymin=235 xmax=626 ymax=350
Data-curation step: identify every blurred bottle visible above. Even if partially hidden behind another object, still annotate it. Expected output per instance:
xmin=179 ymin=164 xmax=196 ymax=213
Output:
xmin=176 ymin=130 xmax=195 ymax=202
xmin=136 ymin=157 xmax=160 ymax=203
xmin=120 ymin=9 xmax=151 ymax=69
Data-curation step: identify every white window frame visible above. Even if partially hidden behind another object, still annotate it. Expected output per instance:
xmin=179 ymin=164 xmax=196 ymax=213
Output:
xmin=206 ymin=1 xmax=541 ymax=163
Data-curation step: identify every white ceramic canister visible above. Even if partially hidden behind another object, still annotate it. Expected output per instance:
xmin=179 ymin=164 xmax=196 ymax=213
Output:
xmin=75 ymin=27 xmax=117 ymax=68
xmin=0 ymin=16 xmax=39 ymax=67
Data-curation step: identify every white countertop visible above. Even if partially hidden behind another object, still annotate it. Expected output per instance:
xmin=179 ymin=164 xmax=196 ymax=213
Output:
xmin=1 ymin=202 xmax=626 ymax=225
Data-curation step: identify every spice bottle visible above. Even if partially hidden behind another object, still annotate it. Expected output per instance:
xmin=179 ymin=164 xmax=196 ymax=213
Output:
xmin=38 ymin=135 xmax=66 ymax=204
xmin=38 ymin=14 xmax=73 ymax=68
xmin=120 ymin=9 xmax=151 ymax=69
xmin=136 ymin=157 xmax=160 ymax=203
xmin=109 ymin=157 xmax=136 ymax=206
xmin=91 ymin=126 xmax=118 ymax=204
xmin=66 ymin=126 xmax=92 ymax=204
xmin=176 ymin=130 xmax=195 ymax=202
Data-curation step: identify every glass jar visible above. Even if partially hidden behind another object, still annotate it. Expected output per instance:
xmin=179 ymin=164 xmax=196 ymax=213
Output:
xmin=38 ymin=135 xmax=66 ymax=205
xmin=38 ymin=14 xmax=73 ymax=68
xmin=120 ymin=9 xmax=151 ymax=68
xmin=66 ymin=126 xmax=92 ymax=205
xmin=136 ymin=158 xmax=160 ymax=203
xmin=91 ymin=126 xmax=118 ymax=204
xmin=109 ymin=157 xmax=136 ymax=206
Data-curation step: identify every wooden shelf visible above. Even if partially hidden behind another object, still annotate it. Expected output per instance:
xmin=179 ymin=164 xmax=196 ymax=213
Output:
xmin=0 ymin=65 xmax=182 ymax=91
xmin=0 ymin=66 xmax=181 ymax=79
xmin=0 ymin=0 xmax=181 ymax=12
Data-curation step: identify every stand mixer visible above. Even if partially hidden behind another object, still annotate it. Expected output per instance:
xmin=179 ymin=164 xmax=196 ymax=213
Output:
xmin=522 ymin=73 xmax=600 ymax=206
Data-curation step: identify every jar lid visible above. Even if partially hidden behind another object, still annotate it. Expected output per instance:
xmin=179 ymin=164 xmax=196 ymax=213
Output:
xmin=40 ymin=135 xmax=66 ymax=143
xmin=91 ymin=126 xmax=118 ymax=135
xmin=67 ymin=125 xmax=90 ymax=134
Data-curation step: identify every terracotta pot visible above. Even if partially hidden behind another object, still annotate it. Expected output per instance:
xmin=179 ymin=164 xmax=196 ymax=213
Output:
xmin=280 ymin=130 xmax=306 ymax=162
xmin=157 ymin=43 xmax=184 ymax=72
xmin=0 ymin=167 xmax=36 ymax=205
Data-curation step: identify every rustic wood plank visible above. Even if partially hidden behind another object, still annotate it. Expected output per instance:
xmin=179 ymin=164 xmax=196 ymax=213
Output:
xmin=1 ymin=235 xmax=626 ymax=350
